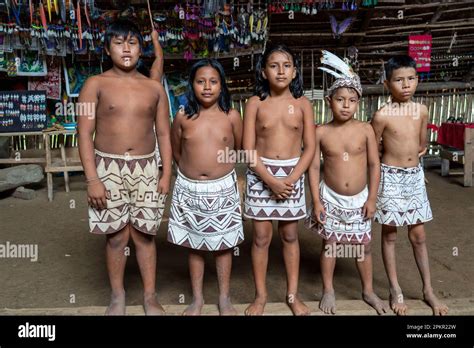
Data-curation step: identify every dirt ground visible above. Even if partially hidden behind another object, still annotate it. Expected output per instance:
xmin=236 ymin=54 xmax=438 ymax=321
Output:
xmin=0 ymin=163 xmax=472 ymax=310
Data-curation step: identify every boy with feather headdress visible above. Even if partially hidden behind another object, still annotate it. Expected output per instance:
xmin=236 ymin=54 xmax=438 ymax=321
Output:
xmin=305 ymin=51 xmax=388 ymax=315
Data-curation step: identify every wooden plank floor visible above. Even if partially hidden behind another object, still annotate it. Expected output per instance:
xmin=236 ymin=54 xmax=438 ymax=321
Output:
xmin=1 ymin=298 xmax=472 ymax=316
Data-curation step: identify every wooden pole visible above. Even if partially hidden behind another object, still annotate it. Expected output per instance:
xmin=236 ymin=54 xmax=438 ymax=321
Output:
xmin=146 ymin=0 xmax=153 ymax=29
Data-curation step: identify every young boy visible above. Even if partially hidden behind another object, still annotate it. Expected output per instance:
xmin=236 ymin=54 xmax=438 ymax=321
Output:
xmin=243 ymin=44 xmax=316 ymax=316
xmin=78 ymin=19 xmax=172 ymax=315
xmin=371 ymin=55 xmax=448 ymax=316
xmin=305 ymin=51 xmax=387 ymax=315
xmin=168 ymin=59 xmax=244 ymax=316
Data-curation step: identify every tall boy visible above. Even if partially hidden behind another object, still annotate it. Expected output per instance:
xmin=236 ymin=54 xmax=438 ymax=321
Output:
xmin=78 ymin=19 xmax=172 ymax=315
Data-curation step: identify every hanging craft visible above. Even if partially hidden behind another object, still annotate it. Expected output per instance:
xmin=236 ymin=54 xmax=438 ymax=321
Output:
xmin=0 ymin=0 xmax=268 ymax=61
xmin=362 ymin=0 xmax=378 ymax=8
xmin=329 ymin=15 xmax=354 ymax=39
xmin=408 ymin=34 xmax=432 ymax=72
xmin=28 ymin=57 xmax=61 ymax=99
xmin=16 ymin=51 xmax=48 ymax=76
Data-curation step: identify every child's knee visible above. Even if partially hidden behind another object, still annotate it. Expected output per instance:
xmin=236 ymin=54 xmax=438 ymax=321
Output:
xmin=382 ymin=230 xmax=397 ymax=244
xmin=130 ymin=226 xmax=154 ymax=245
xmin=363 ymin=243 xmax=371 ymax=254
xmin=253 ymin=232 xmax=272 ymax=248
xmin=214 ymin=248 xmax=233 ymax=259
xmin=107 ymin=229 xmax=130 ymax=249
xmin=408 ymin=230 xmax=426 ymax=247
xmin=280 ymin=231 xmax=298 ymax=244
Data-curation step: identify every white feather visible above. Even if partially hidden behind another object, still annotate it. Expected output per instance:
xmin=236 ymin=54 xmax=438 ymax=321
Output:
xmin=320 ymin=50 xmax=354 ymax=78
xmin=318 ymin=67 xmax=343 ymax=79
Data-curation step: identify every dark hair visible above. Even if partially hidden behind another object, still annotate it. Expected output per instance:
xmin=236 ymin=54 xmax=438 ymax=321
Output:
xmin=136 ymin=59 xmax=150 ymax=77
xmin=255 ymin=43 xmax=303 ymax=100
xmin=104 ymin=19 xmax=143 ymax=50
xmin=385 ymin=55 xmax=417 ymax=80
xmin=184 ymin=59 xmax=231 ymax=117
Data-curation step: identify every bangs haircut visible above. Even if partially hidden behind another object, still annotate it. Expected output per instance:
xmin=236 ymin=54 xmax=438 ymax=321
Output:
xmin=385 ymin=55 xmax=417 ymax=81
xmin=104 ymin=19 xmax=143 ymax=50
xmin=184 ymin=59 xmax=231 ymax=118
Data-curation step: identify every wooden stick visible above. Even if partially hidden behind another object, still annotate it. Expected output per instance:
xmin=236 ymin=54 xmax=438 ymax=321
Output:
xmin=146 ymin=0 xmax=153 ymax=30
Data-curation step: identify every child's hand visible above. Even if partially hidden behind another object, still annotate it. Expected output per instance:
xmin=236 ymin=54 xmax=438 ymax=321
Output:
xmin=283 ymin=176 xmax=296 ymax=187
xmin=313 ymin=202 xmax=326 ymax=224
xmin=151 ymin=29 xmax=159 ymax=43
xmin=268 ymin=177 xmax=293 ymax=200
xmin=362 ymin=198 xmax=376 ymax=219
xmin=157 ymin=175 xmax=171 ymax=195
xmin=87 ymin=181 xmax=109 ymax=210
xmin=418 ymin=147 xmax=427 ymax=157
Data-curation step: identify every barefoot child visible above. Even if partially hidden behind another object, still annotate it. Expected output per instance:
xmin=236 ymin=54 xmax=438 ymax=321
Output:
xmin=78 ymin=19 xmax=172 ymax=315
xmin=168 ymin=59 xmax=244 ymax=315
xmin=371 ymin=56 xmax=448 ymax=316
xmin=305 ymin=51 xmax=387 ymax=315
xmin=243 ymin=44 xmax=316 ymax=315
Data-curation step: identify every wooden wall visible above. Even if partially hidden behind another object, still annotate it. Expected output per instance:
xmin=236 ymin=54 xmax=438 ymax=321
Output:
xmin=8 ymin=91 xmax=474 ymax=152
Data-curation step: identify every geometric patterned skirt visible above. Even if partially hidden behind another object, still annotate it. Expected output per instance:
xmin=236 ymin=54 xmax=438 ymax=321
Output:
xmin=374 ymin=163 xmax=433 ymax=226
xmin=168 ymin=168 xmax=244 ymax=251
xmin=88 ymin=150 xmax=164 ymax=236
xmin=305 ymin=180 xmax=372 ymax=245
xmin=244 ymin=157 xmax=306 ymax=221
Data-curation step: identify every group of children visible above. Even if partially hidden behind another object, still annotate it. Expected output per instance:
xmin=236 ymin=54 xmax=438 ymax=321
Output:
xmin=78 ymin=20 xmax=448 ymax=316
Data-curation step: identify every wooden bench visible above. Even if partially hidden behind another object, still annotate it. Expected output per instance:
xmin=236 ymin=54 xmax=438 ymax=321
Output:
xmin=0 ymin=132 xmax=46 ymax=165
xmin=439 ymin=128 xmax=473 ymax=187
xmin=44 ymin=130 xmax=83 ymax=201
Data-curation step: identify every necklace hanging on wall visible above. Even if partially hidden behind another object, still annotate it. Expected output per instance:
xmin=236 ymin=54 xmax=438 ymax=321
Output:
xmin=447 ymin=31 xmax=457 ymax=54
xmin=347 ymin=45 xmax=359 ymax=73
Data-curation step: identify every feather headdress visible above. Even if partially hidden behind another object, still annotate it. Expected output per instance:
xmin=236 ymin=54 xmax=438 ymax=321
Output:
xmin=319 ymin=50 xmax=362 ymax=97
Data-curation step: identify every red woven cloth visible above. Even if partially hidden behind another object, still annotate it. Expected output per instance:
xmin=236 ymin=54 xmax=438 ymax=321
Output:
xmin=427 ymin=123 xmax=439 ymax=132
xmin=437 ymin=123 xmax=474 ymax=150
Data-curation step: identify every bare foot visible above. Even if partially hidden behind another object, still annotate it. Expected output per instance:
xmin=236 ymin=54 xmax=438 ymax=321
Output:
xmin=105 ymin=290 xmax=126 ymax=316
xmin=143 ymin=293 xmax=165 ymax=316
xmin=218 ymin=296 xmax=237 ymax=316
xmin=363 ymin=292 xmax=389 ymax=315
xmin=244 ymin=296 xmax=267 ymax=316
xmin=319 ymin=291 xmax=336 ymax=314
xmin=389 ymin=287 xmax=407 ymax=315
xmin=183 ymin=298 xmax=204 ymax=316
xmin=424 ymin=290 xmax=449 ymax=316
xmin=287 ymin=294 xmax=310 ymax=316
